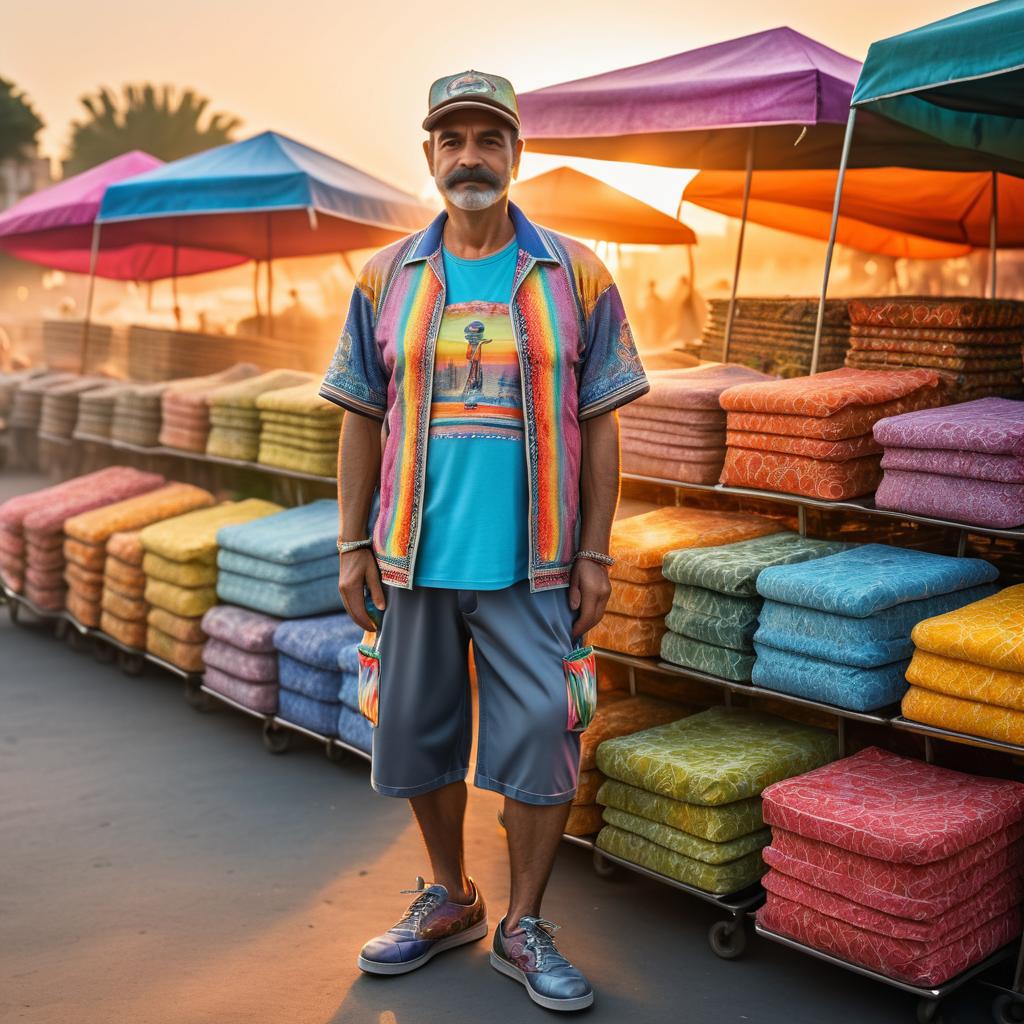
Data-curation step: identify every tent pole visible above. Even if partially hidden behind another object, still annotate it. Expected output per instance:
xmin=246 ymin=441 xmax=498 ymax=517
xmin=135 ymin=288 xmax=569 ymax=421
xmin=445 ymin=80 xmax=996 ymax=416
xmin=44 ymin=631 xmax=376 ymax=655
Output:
xmin=253 ymin=260 xmax=262 ymax=324
xmin=80 ymin=221 xmax=101 ymax=374
xmin=989 ymin=171 xmax=998 ymax=299
xmin=722 ymin=126 xmax=755 ymax=363
xmin=266 ymin=215 xmax=274 ymax=336
xmin=811 ymin=106 xmax=857 ymax=376
xmin=171 ymin=243 xmax=180 ymax=329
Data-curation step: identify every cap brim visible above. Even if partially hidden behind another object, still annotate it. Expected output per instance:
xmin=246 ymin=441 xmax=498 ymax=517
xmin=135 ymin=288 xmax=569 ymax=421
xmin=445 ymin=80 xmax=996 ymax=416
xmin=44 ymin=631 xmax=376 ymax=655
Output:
xmin=423 ymin=100 xmax=520 ymax=132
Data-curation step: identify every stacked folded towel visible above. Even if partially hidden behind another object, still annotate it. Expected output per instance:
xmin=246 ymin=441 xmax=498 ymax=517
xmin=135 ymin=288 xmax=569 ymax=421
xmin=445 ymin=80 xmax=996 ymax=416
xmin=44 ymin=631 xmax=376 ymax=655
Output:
xmin=39 ymin=377 xmax=108 ymax=438
xmin=336 ymin=633 xmax=372 ymax=753
xmin=718 ymin=367 xmax=943 ymax=500
xmin=63 ymin=483 xmax=215 ymax=627
xmin=617 ymin=364 xmax=770 ymax=484
xmin=751 ymin=544 xmax=1000 ymax=711
xmin=0 ymin=369 xmax=48 ymax=421
xmin=205 ymin=370 xmax=315 ymax=461
xmin=139 ymin=499 xmax=282 ymax=670
xmin=873 ymin=397 xmax=1024 ymax=529
xmin=111 ymin=381 xmax=168 ymax=447
xmin=595 ymin=707 xmax=837 ymax=893
xmin=10 ymin=372 xmax=77 ymax=430
xmin=902 ymin=585 xmax=1024 ymax=746
xmin=159 ymin=364 xmax=260 ymax=452
xmin=661 ymin=532 xmax=850 ymax=682
xmin=272 ymin=613 xmax=364 ymax=738
xmin=256 ymin=380 xmax=344 ymax=477
xmin=758 ymin=747 xmax=1024 ymax=987
xmin=590 ymin=507 xmax=784 ymax=657
xmin=566 ymin=695 xmax=685 ymax=836
xmin=0 ymin=467 xmax=163 ymax=609
xmin=201 ymin=605 xmax=283 ymax=714
xmin=73 ymin=382 xmax=136 ymax=440
xmin=847 ymin=297 xmax=1024 ymax=401
xmin=215 ymin=499 xmax=343 ymax=618
xmin=101 ymin=531 xmax=150 ymax=648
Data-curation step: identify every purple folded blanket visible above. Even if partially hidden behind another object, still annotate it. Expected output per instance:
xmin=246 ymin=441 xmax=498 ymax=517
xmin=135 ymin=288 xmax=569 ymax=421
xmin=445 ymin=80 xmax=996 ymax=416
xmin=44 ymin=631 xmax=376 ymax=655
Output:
xmin=201 ymin=604 xmax=282 ymax=653
xmin=881 ymin=447 xmax=1024 ymax=484
xmin=203 ymin=666 xmax=278 ymax=714
xmin=874 ymin=397 xmax=1024 ymax=455
xmin=203 ymin=638 xmax=279 ymax=683
xmin=875 ymin=469 xmax=1024 ymax=529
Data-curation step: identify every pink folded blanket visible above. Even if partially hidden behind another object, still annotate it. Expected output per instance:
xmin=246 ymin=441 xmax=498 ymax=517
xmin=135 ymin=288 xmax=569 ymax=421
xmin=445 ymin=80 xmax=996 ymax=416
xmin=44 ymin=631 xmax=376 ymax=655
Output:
xmin=873 ymin=396 xmax=1024 ymax=455
xmin=629 ymin=363 xmax=771 ymax=412
xmin=621 ymin=451 xmax=723 ymax=485
xmin=880 ymin=446 xmax=1024 ymax=484
xmin=875 ymin=469 xmax=1024 ymax=529
xmin=620 ymin=437 xmax=724 ymax=465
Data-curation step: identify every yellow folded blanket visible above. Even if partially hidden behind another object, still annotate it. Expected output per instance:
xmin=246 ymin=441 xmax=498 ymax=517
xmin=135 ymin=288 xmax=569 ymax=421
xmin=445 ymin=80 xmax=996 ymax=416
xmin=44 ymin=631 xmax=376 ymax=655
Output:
xmin=256 ymin=379 xmax=345 ymax=417
xmin=207 ymin=370 xmax=315 ymax=409
xmin=102 ymin=587 xmax=148 ymax=622
xmin=139 ymin=499 xmax=282 ymax=564
xmin=257 ymin=444 xmax=337 ymax=477
xmin=902 ymin=686 xmax=1024 ymax=746
xmin=144 ymin=577 xmax=218 ymax=618
xmin=142 ymin=551 xmax=218 ymax=587
xmin=147 ymin=606 xmax=207 ymax=644
xmin=146 ymin=625 xmax=205 ymax=672
xmin=911 ymin=585 xmax=1024 ymax=674
xmin=100 ymin=609 xmax=147 ymax=650
xmin=64 ymin=482 xmax=215 ymax=545
xmin=104 ymin=557 xmax=145 ymax=590
xmin=906 ymin=649 xmax=1024 ymax=712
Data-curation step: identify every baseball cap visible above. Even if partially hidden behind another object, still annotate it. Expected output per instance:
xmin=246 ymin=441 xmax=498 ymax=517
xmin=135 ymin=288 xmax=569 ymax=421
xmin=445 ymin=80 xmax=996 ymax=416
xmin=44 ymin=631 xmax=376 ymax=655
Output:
xmin=423 ymin=70 xmax=520 ymax=132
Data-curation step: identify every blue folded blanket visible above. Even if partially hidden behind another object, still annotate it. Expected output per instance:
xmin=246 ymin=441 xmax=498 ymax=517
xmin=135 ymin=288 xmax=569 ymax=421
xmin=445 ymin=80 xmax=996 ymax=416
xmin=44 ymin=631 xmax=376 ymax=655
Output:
xmin=751 ymin=643 xmax=910 ymax=711
xmin=755 ymin=543 xmax=998 ymax=617
xmin=279 ymin=653 xmax=345 ymax=701
xmin=338 ymin=641 xmax=360 ymax=675
xmin=273 ymin=612 xmax=364 ymax=670
xmin=339 ymin=672 xmax=359 ymax=709
xmin=755 ymin=584 xmax=999 ymax=667
xmin=217 ymin=499 xmax=339 ymax=563
xmin=338 ymin=705 xmax=372 ymax=753
xmin=278 ymin=688 xmax=339 ymax=737
xmin=218 ymin=548 xmax=339 ymax=584
xmin=217 ymin=569 xmax=342 ymax=618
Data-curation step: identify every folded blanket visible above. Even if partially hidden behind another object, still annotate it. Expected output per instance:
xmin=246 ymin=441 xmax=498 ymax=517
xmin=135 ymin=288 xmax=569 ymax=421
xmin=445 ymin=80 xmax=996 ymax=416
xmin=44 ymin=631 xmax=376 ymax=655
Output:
xmin=849 ymin=322 xmax=1022 ymax=346
xmin=104 ymin=558 xmax=145 ymax=591
xmin=902 ymin=687 xmax=1024 ymax=746
xmin=273 ymin=613 xmax=365 ymax=671
xmin=850 ymin=336 xmax=1021 ymax=358
xmin=216 ymin=569 xmax=343 ymax=618
xmin=100 ymin=609 xmax=147 ymax=649
xmin=880 ymin=445 xmax=1024 ymax=484
xmin=846 ymin=348 xmax=1021 ymax=371
xmin=144 ymin=577 xmax=219 ymax=618
xmin=216 ymin=500 xmax=339 ymax=563
xmin=203 ymin=638 xmax=278 ymax=683
xmin=24 ymin=581 xmax=65 ymax=610
xmin=257 ymin=445 xmax=338 ymax=477
xmin=596 ymin=778 xmax=764 ymax=842
xmin=620 ymin=437 xmax=723 ymax=464
xmin=101 ymin=587 xmax=148 ymax=622
xmin=588 ymin=611 xmax=665 ymax=657
xmin=147 ymin=625 xmax=205 ymax=672
xmin=670 ymin=585 xmax=760 ymax=628
xmin=25 ymin=543 xmax=64 ymax=571
xmin=147 ymin=607 xmax=207 ymax=644
xmin=66 ymin=590 xmax=100 ymax=627
xmin=278 ymin=689 xmax=339 ymax=737
xmin=575 ymin=769 xmax=604 ymax=805
xmin=755 ymin=544 xmax=998 ymax=617
xmin=140 ymin=499 xmax=283 ymax=563
xmin=725 ymin=430 xmax=881 ymax=461
xmin=720 ymin=448 xmax=882 ymax=500
xmin=660 ymin=629 xmax=757 ymax=681
xmin=906 ymin=649 xmax=1024 ymax=712
xmin=628 ymin=364 xmax=771 ymax=412
xmin=664 ymin=602 xmax=756 ymax=651
xmin=596 ymin=707 xmax=837 ymax=806
xmin=875 ymin=469 xmax=1024 ymax=529
xmin=579 ymin=696 xmax=686 ymax=771
xmin=142 ymin=551 xmax=218 ymax=587
xmin=619 ymin=424 xmax=726 ymax=447
xmin=63 ymin=538 xmax=107 ymax=572
xmin=256 ymin=378 xmax=346 ymax=416
xmin=203 ymin=666 xmax=278 ymax=714
xmin=337 ymin=705 xmax=372 ymax=752
xmin=278 ymin=653 xmax=345 ymax=701
xmin=605 ymin=579 xmax=674 ymax=618
xmin=201 ymin=605 xmax=283 ymax=653
xmin=107 ymin=531 xmax=144 ymax=567
xmin=565 ymin=804 xmax=604 ymax=836
xmin=258 ymin=431 xmax=338 ymax=454
xmin=208 ymin=369 xmax=315 ymax=409
xmin=620 ymin=451 xmax=723 ymax=485
xmin=619 ymin=406 xmax=730 ymax=429
xmin=849 ymin=296 xmax=1024 ymax=330
xmin=216 ymin=549 xmax=339 ymax=586
xmin=873 ymin=396 xmax=1024 ymax=455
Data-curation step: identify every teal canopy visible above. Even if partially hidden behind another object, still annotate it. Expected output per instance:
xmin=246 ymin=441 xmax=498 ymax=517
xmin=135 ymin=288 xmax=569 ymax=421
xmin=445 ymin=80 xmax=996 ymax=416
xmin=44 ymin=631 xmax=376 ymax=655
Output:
xmin=852 ymin=0 xmax=1024 ymax=169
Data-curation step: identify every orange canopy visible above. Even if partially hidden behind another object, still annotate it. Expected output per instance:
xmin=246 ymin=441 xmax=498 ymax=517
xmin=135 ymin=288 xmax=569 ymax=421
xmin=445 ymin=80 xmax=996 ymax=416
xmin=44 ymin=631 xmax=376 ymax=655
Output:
xmin=684 ymin=167 xmax=1024 ymax=259
xmin=512 ymin=167 xmax=697 ymax=245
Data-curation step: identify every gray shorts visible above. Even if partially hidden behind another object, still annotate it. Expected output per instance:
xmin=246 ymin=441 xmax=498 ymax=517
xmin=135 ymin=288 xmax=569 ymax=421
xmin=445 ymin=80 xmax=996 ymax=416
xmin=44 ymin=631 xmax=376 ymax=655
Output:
xmin=369 ymin=579 xmax=582 ymax=806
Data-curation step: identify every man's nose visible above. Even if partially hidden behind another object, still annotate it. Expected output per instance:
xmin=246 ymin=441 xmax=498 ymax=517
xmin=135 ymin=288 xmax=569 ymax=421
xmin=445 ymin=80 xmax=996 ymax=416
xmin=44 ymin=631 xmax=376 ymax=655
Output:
xmin=458 ymin=142 xmax=484 ymax=166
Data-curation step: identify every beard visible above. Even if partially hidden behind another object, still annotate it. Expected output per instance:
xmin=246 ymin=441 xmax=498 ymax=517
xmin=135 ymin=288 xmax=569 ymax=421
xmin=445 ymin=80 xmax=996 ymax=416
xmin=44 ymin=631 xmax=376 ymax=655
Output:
xmin=440 ymin=165 xmax=510 ymax=211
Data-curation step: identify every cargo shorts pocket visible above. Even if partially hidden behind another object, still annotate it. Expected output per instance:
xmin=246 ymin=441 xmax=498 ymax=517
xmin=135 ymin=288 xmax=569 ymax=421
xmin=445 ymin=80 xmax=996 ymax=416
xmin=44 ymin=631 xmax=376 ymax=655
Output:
xmin=563 ymin=640 xmax=597 ymax=732
xmin=357 ymin=631 xmax=381 ymax=727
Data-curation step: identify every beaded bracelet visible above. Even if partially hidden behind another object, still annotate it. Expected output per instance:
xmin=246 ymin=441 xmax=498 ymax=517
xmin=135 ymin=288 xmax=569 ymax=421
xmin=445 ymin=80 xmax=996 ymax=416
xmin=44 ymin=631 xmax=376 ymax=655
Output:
xmin=574 ymin=549 xmax=614 ymax=567
xmin=337 ymin=538 xmax=373 ymax=554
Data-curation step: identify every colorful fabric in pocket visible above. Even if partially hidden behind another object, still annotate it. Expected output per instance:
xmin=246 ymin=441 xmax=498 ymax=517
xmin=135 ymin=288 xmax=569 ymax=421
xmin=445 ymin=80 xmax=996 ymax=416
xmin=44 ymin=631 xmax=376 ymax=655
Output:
xmin=563 ymin=644 xmax=597 ymax=732
xmin=357 ymin=643 xmax=381 ymax=726
xmin=660 ymin=630 xmax=756 ymax=681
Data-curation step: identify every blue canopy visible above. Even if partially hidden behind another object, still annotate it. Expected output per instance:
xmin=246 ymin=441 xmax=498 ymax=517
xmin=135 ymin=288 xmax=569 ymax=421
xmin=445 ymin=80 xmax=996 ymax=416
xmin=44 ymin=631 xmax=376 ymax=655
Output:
xmin=96 ymin=130 xmax=433 ymax=257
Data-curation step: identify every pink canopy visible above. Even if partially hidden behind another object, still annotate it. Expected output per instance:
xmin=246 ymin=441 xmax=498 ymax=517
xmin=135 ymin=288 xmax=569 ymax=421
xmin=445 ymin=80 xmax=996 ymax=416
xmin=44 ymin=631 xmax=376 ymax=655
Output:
xmin=0 ymin=151 xmax=247 ymax=280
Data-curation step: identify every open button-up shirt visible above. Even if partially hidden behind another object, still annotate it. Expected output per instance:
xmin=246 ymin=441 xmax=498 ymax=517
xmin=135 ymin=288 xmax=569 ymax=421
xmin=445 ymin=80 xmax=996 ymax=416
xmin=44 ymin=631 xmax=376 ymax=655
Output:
xmin=319 ymin=202 xmax=650 ymax=592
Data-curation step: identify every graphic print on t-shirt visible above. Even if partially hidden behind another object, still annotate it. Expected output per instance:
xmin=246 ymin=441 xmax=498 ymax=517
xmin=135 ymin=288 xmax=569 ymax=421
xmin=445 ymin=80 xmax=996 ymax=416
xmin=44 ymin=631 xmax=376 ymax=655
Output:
xmin=429 ymin=300 xmax=523 ymax=441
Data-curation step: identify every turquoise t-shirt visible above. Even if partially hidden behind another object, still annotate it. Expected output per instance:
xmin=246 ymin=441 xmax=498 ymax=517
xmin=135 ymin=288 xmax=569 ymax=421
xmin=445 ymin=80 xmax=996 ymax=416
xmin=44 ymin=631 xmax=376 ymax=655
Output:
xmin=413 ymin=238 xmax=529 ymax=589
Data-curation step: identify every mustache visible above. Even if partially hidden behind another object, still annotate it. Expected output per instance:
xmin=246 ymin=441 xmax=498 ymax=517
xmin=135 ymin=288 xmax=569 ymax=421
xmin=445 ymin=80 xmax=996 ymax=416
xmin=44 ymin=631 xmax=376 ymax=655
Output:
xmin=442 ymin=166 xmax=502 ymax=190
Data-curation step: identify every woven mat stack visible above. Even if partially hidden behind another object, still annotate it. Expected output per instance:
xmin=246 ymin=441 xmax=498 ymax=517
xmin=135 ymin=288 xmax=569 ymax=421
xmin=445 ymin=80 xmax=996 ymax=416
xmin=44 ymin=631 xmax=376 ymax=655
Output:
xmin=201 ymin=605 xmax=283 ymax=714
xmin=111 ymin=382 xmax=169 ymax=448
xmin=271 ymin=613 xmax=365 ymax=740
xmin=847 ymin=297 xmax=1024 ymax=401
xmin=0 ymin=369 xmax=48 ymax=421
xmin=660 ymin=533 xmax=849 ymax=682
xmin=758 ymin=747 xmax=1024 ymax=987
xmin=0 ymin=467 xmax=163 ymax=610
xmin=719 ymin=367 xmax=943 ymax=500
xmin=565 ymin=695 xmax=686 ymax=836
xmin=256 ymin=380 xmax=344 ymax=477
xmin=699 ymin=298 xmax=850 ymax=376
xmin=595 ymin=707 xmax=837 ymax=893
xmin=139 ymin=499 xmax=282 ymax=670
xmin=752 ymin=544 xmax=999 ymax=712
xmin=215 ymin=499 xmax=342 ymax=618
xmin=902 ymin=585 xmax=1024 ymax=747
xmin=73 ymin=382 xmax=136 ymax=441
xmin=159 ymin=364 xmax=261 ymax=452
xmin=62 ymin=483 xmax=214 ymax=628
xmin=617 ymin=364 xmax=770 ymax=484
xmin=205 ymin=370 xmax=315 ymax=461
xmin=873 ymin=397 xmax=1024 ymax=529
xmin=10 ymin=373 xmax=77 ymax=431
xmin=589 ymin=507 xmax=784 ymax=657
xmin=42 ymin=319 xmax=113 ymax=373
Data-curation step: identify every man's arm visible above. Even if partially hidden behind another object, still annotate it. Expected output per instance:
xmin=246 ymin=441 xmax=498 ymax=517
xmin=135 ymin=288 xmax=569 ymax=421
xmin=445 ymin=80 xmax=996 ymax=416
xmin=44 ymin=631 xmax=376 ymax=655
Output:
xmin=569 ymin=409 xmax=620 ymax=637
xmin=337 ymin=411 xmax=386 ymax=631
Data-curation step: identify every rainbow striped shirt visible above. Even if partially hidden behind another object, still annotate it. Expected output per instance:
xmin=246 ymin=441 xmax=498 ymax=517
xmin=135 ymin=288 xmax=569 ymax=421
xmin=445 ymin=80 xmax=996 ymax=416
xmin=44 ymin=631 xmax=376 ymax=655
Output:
xmin=319 ymin=203 xmax=649 ymax=592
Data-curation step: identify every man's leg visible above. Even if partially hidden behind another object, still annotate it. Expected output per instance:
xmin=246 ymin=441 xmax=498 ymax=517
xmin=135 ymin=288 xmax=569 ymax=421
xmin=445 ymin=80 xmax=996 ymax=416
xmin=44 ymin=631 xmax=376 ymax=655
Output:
xmin=502 ymin=797 xmax=572 ymax=927
xmin=409 ymin=781 xmax=474 ymax=904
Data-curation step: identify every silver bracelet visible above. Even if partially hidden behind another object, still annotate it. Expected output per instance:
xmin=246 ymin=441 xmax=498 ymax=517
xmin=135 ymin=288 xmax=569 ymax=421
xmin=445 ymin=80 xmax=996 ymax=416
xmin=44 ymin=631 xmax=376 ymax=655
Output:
xmin=574 ymin=549 xmax=614 ymax=567
xmin=337 ymin=538 xmax=373 ymax=554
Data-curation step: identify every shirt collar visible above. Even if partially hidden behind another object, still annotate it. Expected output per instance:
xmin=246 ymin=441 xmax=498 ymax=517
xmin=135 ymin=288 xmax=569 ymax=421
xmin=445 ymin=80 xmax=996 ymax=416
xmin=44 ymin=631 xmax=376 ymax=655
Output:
xmin=404 ymin=201 xmax=559 ymax=266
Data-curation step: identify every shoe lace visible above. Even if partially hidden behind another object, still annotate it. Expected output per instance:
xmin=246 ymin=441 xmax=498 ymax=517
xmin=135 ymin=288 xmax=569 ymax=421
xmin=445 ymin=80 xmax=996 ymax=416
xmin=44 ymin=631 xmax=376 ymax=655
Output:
xmin=523 ymin=918 xmax=569 ymax=971
xmin=397 ymin=877 xmax=443 ymax=930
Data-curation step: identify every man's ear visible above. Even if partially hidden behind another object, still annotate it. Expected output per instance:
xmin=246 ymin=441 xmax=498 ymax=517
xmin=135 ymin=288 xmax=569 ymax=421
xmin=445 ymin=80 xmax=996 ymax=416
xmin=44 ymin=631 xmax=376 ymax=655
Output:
xmin=422 ymin=137 xmax=434 ymax=176
xmin=511 ymin=136 xmax=525 ymax=180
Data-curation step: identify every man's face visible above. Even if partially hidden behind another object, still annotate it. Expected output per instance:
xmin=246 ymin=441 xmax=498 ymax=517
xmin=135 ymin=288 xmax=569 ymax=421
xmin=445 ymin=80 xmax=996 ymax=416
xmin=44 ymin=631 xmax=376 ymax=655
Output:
xmin=424 ymin=111 xmax=523 ymax=212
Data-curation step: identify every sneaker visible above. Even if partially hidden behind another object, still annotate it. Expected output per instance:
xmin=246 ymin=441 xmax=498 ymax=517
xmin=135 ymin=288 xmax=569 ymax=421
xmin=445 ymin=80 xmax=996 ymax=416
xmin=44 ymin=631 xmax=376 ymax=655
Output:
xmin=357 ymin=876 xmax=488 ymax=975
xmin=490 ymin=915 xmax=594 ymax=1011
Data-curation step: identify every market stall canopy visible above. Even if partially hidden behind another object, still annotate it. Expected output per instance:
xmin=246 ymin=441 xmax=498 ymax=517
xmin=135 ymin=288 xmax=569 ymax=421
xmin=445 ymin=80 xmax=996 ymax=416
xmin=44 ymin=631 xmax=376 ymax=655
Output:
xmin=683 ymin=167 xmax=1024 ymax=258
xmin=96 ymin=131 xmax=434 ymax=258
xmin=852 ymin=0 xmax=1024 ymax=171
xmin=511 ymin=167 xmax=696 ymax=244
xmin=0 ymin=151 xmax=247 ymax=280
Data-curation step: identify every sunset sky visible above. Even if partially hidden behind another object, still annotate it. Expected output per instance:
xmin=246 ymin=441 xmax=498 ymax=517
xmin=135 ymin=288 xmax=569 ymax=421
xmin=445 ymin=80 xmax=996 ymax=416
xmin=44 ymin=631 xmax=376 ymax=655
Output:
xmin=10 ymin=0 xmax=976 ymax=214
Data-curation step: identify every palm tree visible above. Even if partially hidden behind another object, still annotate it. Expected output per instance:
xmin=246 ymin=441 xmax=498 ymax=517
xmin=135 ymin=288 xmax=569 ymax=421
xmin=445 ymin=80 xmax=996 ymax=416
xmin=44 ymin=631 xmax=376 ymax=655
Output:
xmin=64 ymin=83 xmax=241 ymax=174
xmin=0 ymin=76 xmax=45 ymax=163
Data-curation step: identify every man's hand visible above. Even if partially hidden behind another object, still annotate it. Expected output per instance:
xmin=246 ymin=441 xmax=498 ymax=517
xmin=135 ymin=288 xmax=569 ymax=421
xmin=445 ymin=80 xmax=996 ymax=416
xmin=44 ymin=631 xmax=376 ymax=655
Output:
xmin=568 ymin=557 xmax=611 ymax=639
xmin=339 ymin=548 xmax=386 ymax=632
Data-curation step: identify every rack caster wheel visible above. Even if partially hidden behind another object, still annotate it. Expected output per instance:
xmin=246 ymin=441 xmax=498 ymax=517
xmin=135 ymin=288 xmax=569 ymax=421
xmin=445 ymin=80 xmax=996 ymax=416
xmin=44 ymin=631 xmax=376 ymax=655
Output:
xmin=185 ymin=680 xmax=213 ymax=712
xmin=916 ymin=997 xmax=941 ymax=1024
xmin=993 ymin=994 xmax=1024 ymax=1024
xmin=7 ymin=600 xmax=20 ymax=625
xmin=93 ymin=640 xmax=116 ymax=664
xmin=118 ymin=651 xmax=145 ymax=677
xmin=708 ymin=919 xmax=747 ymax=960
xmin=262 ymin=721 xmax=291 ymax=754
xmin=325 ymin=742 xmax=349 ymax=764
xmin=592 ymin=849 xmax=619 ymax=879
xmin=66 ymin=627 xmax=90 ymax=653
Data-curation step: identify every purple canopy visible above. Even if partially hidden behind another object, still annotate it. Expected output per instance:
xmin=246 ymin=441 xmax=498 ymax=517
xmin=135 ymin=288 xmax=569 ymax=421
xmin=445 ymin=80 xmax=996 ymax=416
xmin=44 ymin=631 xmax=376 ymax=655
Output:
xmin=0 ymin=151 xmax=246 ymax=280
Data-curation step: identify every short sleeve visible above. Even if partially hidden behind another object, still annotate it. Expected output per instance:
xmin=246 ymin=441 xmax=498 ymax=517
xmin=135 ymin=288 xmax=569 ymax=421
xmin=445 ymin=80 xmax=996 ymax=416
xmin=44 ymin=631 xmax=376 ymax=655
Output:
xmin=319 ymin=284 xmax=388 ymax=419
xmin=577 ymin=282 xmax=650 ymax=420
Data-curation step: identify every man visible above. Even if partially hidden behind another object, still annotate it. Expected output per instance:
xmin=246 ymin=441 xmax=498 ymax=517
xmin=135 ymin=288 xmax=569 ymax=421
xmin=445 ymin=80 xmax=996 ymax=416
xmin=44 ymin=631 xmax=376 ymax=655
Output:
xmin=319 ymin=70 xmax=649 ymax=1012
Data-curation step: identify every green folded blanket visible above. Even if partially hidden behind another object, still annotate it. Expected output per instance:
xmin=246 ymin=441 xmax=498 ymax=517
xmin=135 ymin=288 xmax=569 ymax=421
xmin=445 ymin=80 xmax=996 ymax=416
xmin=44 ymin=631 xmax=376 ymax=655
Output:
xmin=258 ymin=429 xmax=338 ymax=454
xmin=665 ymin=602 xmax=756 ymax=651
xmin=258 ymin=419 xmax=340 ymax=443
xmin=660 ymin=629 xmax=756 ymax=681
xmin=671 ymin=584 xmax=761 ymax=627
